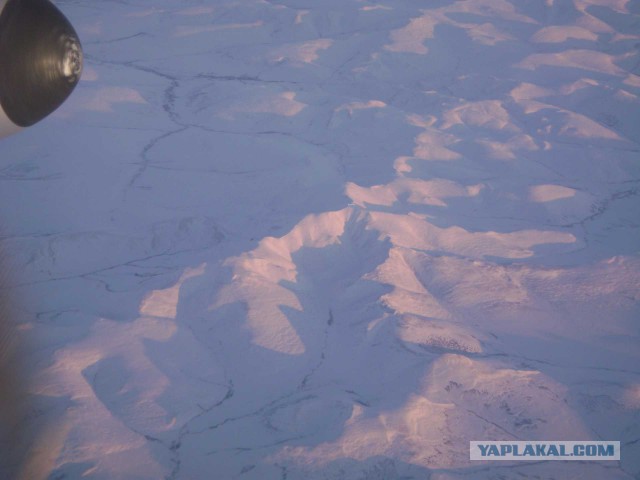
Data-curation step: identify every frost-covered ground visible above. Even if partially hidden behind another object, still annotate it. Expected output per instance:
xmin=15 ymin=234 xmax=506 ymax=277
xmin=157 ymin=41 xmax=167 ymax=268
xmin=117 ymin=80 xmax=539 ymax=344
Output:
xmin=1 ymin=0 xmax=640 ymax=478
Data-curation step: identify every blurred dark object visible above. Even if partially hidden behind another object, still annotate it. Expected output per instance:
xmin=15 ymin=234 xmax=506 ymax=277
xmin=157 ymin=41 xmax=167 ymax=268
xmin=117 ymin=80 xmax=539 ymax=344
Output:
xmin=0 ymin=0 xmax=83 ymax=477
xmin=0 ymin=254 xmax=30 ymax=479
xmin=0 ymin=0 xmax=83 ymax=136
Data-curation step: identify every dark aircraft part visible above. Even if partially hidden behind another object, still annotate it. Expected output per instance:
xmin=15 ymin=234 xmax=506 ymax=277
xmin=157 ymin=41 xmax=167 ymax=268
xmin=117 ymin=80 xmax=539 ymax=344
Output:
xmin=0 ymin=1 xmax=83 ymax=476
xmin=0 ymin=255 xmax=27 ymax=479
xmin=0 ymin=0 xmax=83 ymax=132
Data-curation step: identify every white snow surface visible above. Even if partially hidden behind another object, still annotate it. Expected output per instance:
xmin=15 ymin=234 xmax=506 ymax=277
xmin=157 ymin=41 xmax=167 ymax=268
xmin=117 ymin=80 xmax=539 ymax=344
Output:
xmin=1 ymin=0 xmax=640 ymax=479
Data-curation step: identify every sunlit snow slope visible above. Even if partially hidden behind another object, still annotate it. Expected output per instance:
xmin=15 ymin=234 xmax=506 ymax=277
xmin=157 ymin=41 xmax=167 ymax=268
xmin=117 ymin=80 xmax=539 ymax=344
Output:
xmin=1 ymin=0 xmax=639 ymax=479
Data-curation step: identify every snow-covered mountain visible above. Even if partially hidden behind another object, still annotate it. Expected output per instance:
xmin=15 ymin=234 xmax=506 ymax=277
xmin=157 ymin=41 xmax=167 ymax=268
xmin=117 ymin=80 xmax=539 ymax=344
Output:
xmin=1 ymin=0 xmax=639 ymax=478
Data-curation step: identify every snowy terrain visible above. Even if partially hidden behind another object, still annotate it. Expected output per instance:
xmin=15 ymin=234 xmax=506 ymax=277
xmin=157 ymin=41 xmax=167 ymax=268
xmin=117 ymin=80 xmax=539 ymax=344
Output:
xmin=1 ymin=0 xmax=639 ymax=478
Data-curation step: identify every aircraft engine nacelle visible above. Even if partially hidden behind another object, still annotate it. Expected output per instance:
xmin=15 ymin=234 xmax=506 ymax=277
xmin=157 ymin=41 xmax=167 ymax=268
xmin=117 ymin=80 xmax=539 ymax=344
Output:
xmin=0 ymin=0 xmax=82 ymax=139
